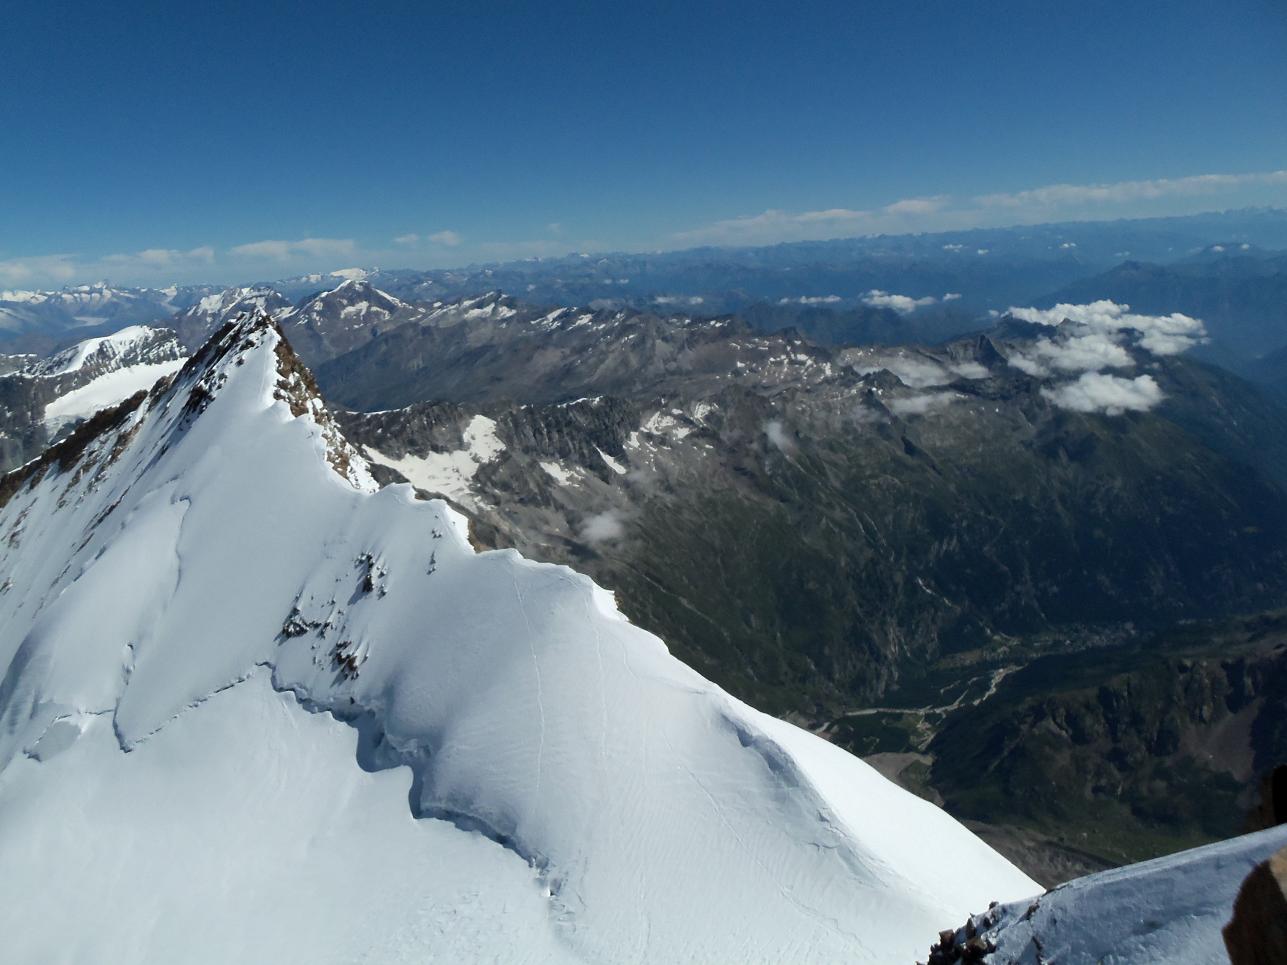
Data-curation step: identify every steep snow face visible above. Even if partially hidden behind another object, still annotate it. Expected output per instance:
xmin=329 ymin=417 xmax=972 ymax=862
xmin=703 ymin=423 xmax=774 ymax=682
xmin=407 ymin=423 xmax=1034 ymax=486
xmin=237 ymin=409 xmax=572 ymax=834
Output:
xmin=0 ymin=316 xmax=1037 ymax=963
xmin=969 ymin=825 xmax=1287 ymax=964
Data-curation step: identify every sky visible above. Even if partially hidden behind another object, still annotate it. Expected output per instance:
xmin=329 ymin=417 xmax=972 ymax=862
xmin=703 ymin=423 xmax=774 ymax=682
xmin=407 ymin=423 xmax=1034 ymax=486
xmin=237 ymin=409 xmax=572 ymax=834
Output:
xmin=2 ymin=0 xmax=1286 ymax=288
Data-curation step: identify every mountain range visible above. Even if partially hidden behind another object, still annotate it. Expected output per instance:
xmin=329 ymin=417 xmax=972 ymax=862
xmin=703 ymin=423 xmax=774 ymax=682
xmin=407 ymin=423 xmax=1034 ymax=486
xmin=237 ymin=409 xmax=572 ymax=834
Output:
xmin=4 ymin=210 xmax=1287 ymax=958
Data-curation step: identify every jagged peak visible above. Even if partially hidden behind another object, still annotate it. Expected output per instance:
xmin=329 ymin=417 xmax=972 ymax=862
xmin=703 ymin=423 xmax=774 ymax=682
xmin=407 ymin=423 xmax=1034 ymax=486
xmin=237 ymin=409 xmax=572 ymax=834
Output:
xmin=173 ymin=311 xmax=374 ymax=490
xmin=0 ymin=312 xmax=375 ymax=512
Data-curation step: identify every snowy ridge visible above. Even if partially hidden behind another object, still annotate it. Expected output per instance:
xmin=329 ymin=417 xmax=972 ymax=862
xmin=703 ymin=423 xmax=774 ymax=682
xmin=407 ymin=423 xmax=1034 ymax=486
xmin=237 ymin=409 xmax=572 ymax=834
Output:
xmin=0 ymin=314 xmax=1037 ymax=962
xmin=26 ymin=325 xmax=184 ymax=378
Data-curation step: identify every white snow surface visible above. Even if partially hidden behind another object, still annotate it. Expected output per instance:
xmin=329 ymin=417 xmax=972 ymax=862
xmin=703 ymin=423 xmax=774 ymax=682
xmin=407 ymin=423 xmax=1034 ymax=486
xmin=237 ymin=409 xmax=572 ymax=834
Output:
xmin=0 ymin=318 xmax=1038 ymax=963
xmin=975 ymin=824 xmax=1287 ymax=964
xmin=43 ymin=358 xmax=187 ymax=428
xmin=363 ymin=414 xmax=504 ymax=510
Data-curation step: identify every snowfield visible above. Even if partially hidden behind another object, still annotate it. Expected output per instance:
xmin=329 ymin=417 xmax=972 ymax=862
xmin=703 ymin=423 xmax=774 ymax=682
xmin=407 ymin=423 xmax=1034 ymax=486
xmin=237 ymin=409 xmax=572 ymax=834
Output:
xmin=0 ymin=315 xmax=1038 ymax=962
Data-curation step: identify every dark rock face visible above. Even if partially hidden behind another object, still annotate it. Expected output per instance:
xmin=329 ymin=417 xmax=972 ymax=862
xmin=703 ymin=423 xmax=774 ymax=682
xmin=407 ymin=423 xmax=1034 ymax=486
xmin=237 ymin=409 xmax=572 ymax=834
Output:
xmin=1247 ymin=765 xmax=1287 ymax=832
xmin=330 ymin=306 xmax=1287 ymax=719
xmin=1224 ymin=846 xmax=1287 ymax=965
xmin=315 ymin=295 xmax=825 ymax=409
xmin=931 ymin=615 xmax=1287 ymax=868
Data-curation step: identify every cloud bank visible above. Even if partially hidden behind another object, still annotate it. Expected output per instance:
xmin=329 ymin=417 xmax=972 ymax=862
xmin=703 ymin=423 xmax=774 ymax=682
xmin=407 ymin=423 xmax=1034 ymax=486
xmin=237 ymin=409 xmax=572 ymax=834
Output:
xmin=675 ymin=168 xmax=1287 ymax=246
xmin=228 ymin=237 xmax=356 ymax=261
xmin=1003 ymin=300 xmax=1206 ymax=414
xmin=1041 ymin=373 xmax=1164 ymax=415
xmin=977 ymin=170 xmax=1287 ymax=209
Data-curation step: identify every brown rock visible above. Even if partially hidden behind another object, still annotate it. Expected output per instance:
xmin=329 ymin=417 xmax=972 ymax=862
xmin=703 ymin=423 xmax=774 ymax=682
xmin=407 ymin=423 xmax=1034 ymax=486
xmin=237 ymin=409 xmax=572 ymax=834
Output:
xmin=1224 ymin=845 xmax=1287 ymax=964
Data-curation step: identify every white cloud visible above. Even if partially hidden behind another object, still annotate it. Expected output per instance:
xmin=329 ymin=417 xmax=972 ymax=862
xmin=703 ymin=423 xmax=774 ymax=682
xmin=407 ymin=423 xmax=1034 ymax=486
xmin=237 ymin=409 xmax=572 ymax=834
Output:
xmin=1041 ymin=373 xmax=1164 ymax=415
xmin=229 ymin=237 xmax=356 ymax=260
xmin=1008 ymin=332 xmax=1135 ymax=375
xmin=1008 ymin=300 xmax=1206 ymax=356
xmin=393 ymin=233 xmax=420 ymax=245
xmin=858 ymin=356 xmax=946 ymax=388
xmin=977 ymin=170 xmax=1287 ymax=209
xmin=779 ymin=295 xmax=842 ymax=305
xmin=882 ymin=197 xmax=946 ymax=216
xmin=580 ymin=510 xmax=626 ymax=544
xmin=102 ymin=246 xmax=215 ymax=269
xmin=942 ymin=292 xmax=962 ymax=302
xmin=764 ymin=420 xmax=796 ymax=454
xmin=427 ymin=230 xmax=462 ymax=247
xmin=673 ymin=168 xmax=1287 ymax=247
xmin=862 ymin=289 xmax=939 ymax=314
xmin=890 ymin=392 xmax=958 ymax=416
xmin=0 ymin=254 xmax=80 ymax=287
xmin=950 ymin=360 xmax=989 ymax=379
xmin=0 ymin=246 xmax=217 ymax=288
xmin=853 ymin=351 xmax=990 ymax=387
xmin=653 ymin=295 xmax=705 ymax=306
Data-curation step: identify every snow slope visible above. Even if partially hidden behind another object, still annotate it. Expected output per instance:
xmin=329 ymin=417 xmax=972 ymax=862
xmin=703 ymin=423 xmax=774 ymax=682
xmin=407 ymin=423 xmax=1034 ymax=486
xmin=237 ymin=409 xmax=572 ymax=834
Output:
xmin=364 ymin=413 xmax=505 ymax=510
xmin=967 ymin=823 xmax=1287 ymax=965
xmin=43 ymin=358 xmax=187 ymax=426
xmin=0 ymin=314 xmax=1038 ymax=963
xmin=971 ymin=824 xmax=1287 ymax=963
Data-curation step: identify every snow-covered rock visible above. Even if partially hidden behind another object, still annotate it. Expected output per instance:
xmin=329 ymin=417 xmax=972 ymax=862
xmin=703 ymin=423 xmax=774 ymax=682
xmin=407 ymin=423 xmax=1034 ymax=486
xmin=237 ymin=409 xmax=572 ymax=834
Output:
xmin=0 ymin=314 xmax=1038 ymax=962
xmin=25 ymin=324 xmax=184 ymax=379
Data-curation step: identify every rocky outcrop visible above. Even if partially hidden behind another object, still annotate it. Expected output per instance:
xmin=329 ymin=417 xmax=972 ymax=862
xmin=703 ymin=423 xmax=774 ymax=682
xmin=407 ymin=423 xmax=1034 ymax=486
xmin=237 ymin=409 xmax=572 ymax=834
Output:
xmin=1224 ymin=845 xmax=1287 ymax=964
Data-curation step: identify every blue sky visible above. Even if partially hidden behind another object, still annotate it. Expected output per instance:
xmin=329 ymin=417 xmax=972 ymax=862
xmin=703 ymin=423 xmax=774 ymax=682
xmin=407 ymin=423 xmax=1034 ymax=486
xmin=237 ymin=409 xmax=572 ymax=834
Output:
xmin=2 ymin=0 xmax=1286 ymax=287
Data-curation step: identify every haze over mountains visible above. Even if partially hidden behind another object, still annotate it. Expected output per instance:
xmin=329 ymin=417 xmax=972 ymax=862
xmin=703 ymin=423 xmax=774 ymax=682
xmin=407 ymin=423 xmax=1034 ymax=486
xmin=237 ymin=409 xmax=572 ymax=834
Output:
xmin=3 ymin=209 xmax=1287 ymax=961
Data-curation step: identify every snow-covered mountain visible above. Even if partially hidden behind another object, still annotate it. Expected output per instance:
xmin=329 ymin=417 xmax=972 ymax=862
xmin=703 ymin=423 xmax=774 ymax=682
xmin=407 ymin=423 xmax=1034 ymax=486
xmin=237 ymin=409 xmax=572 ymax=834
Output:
xmin=169 ymin=286 xmax=294 ymax=348
xmin=168 ymin=280 xmax=428 ymax=363
xmin=0 ymin=313 xmax=1038 ymax=962
xmin=25 ymin=324 xmax=185 ymax=380
xmin=275 ymin=279 xmax=427 ymax=361
xmin=0 ymin=325 xmax=187 ymax=469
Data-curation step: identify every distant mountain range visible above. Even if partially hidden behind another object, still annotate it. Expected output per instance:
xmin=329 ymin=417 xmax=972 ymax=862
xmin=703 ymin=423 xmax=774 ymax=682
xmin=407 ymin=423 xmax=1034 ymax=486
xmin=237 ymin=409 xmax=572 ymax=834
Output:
xmin=7 ymin=206 xmax=1287 ymax=357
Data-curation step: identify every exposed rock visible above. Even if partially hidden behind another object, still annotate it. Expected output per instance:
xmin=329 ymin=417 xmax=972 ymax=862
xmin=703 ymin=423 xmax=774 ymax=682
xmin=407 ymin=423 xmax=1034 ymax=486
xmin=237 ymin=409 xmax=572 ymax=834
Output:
xmin=1223 ymin=845 xmax=1287 ymax=964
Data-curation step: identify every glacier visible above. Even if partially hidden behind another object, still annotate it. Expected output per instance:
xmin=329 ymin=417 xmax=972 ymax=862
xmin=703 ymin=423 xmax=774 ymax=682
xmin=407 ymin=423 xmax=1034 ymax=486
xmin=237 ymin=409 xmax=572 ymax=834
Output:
xmin=0 ymin=314 xmax=1040 ymax=962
